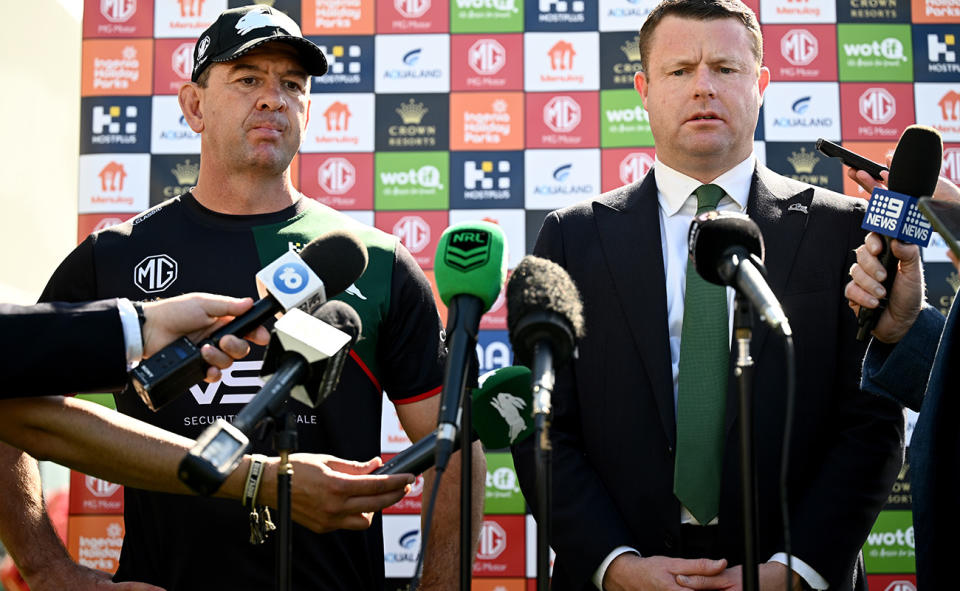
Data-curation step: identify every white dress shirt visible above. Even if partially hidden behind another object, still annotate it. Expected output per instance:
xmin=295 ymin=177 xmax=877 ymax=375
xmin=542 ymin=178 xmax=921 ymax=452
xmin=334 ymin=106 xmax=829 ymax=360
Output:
xmin=593 ymin=156 xmax=828 ymax=590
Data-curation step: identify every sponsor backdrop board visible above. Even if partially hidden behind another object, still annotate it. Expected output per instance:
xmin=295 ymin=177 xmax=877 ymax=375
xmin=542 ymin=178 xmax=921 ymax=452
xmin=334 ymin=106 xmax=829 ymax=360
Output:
xmin=73 ymin=0 xmax=960 ymax=585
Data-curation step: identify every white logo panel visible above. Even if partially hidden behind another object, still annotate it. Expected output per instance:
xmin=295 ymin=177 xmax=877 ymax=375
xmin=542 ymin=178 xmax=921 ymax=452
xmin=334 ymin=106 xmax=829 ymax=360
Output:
xmin=915 ymin=83 xmax=960 ymax=141
xmin=524 ymin=32 xmax=600 ymax=91
xmin=380 ymin=395 xmax=413 ymax=453
xmin=525 ymin=514 xmax=556 ymax=578
xmin=303 ymin=93 xmax=375 ymax=152
xmin=758 ymin=0 xmax=835 ymax=23
xmin=78 ymin=153 xmax=150 ymax=214
xmin=598 ymin=0 xmax=658 ymax=32
xmin=151 ymin=95 xmax=200 ymax=154
xmin=375 ymin=34 xmax=450 ymax=94
xmin=762 ymin=82 xmax=840 ymax=141
xmin=525 ymin=149 xmax=600 ymax=210
xmin=153 ymin=0 xmax=226 ymax=38
xmin=382 ymin=515 xmax=421 ymax=579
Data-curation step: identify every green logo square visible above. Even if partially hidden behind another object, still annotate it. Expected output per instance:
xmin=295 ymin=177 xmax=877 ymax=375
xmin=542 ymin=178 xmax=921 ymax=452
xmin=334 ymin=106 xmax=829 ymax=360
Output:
xmin=375 ymin=152 xmax=450 ymax=210
xmin=863 ymin=510 xmax=916 ymax=574
xmin=451 ymin=0 xmax=524 ymax=33
xmin=838 ymin=24 xmax=914 ymax=82
xmin=601 ymin=89 xmax=654 ymax=148
xmin=483 ymin=452 xmax=526 ymax=514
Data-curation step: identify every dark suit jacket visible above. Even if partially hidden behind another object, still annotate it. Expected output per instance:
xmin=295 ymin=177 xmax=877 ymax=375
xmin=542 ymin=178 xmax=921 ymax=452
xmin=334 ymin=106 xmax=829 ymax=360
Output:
xmin=0 ymin=299 xmax=127 ymax=397
xmin=512 ymin=166 xmax=904 ymax=590
xmin=863 ymin=296 xmax=958 ymax=588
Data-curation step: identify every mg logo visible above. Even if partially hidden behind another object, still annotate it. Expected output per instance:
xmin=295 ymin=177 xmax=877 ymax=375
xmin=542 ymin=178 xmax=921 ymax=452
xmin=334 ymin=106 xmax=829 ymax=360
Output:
xmin=942 ymin=147 xmax=960 ymax=182
xmin=619 ymin=152 xmax=654 ymax=185
xmin=544 ymin=96 xmax=581 ymax=133
xmin=884 ymin=583 xmax=917 ymax=591
xmin=477 ymin=520 xmax=507 ymax=560
xmin=93 ymin=217 xmax=124 ymax=232
xmin=781 ymin=29 xmax=818 ymax=66
xmin=859 ymin=88 xmax=896 ymax=125
xmin=393 ymin=216 xmax=431 ymax=254
xmin=101 ymin=0 xmax=136 ymax=23
xmin=318 ymin=157 xmax=356 ymax=195
xmin=469 ymin=39 xmax=506 ymax=75
xmin=134 ymin=254 xmax=178 ymax=294
xmin=396 ymin=0 xmax=430 ymax=17
xmin=85 ymin=476 xmax=121 ymax=498
xmin=172 ymin=43 xmax=194 ymax=80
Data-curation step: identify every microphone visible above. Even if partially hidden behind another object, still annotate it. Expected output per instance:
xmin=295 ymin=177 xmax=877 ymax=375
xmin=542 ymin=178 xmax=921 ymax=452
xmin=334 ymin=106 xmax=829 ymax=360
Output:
xmin=688 ymin=210 xmax=791 ymax=336
xmin=130 ymin=230 xmax=369 ymax=411
xmin=178 ymin=300 xmax=362 ymax=495
xmin=857 ymin=125 xmax=943 ymax=340
xmin=375 ymin=365 xmax=534 ymax=476
xmin=433 ymin=221 xmax=508 ymax=472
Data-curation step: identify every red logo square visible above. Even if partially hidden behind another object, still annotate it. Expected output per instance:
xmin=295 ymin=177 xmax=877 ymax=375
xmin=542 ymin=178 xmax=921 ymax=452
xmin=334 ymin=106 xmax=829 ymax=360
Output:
xmin=83 ymin=0 xmax=153 ymax=38
xmin=381 ymin=455 xmax=424 ymax=515
xmin=473 ymin=515 xmax=525 ymax=578
xmin=840 ymin=84 xmax=916 ymax=142
xmin=376 ymin=0 xmax=449 ymax=33
xmin=300 ymin=153 xmax=374 ymax=210
xmin=375 ymin=211 xmax=449 ymax=270
xmin=153 ymin=39 xmax=195 ymax=95
xmin=451 ymin=35 xmax=524 ymax=92
xmin=526 ymin=92 xmax=599 ymax=149
xmin=68 ymin=470 xmax=124 ymax=515
xmin=762 ymin=25 xmax=837 ymax=81
xmin=602 ymin=148 xmax=656 ymax=193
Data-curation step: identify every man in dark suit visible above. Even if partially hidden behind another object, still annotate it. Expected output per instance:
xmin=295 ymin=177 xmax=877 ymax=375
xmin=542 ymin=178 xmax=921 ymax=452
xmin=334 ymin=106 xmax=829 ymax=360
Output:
xmin=0 ymin=293 xmax=268 ymax=398
xmin=511 ymin=1 xmax=904 ymax=589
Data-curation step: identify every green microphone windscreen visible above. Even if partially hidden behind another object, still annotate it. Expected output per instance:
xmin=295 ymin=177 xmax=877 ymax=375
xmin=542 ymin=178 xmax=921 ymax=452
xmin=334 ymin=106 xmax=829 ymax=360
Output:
xmin=472 ymin=365 xmax=534 ymax=449
xmin=434 ymin=220 xmax=508 ymax=311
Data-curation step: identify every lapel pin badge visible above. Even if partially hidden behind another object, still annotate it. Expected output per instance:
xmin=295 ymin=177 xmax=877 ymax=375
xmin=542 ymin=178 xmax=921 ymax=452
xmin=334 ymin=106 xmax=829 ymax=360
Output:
xmin=787 ymin=203 xmax=809 ymax=215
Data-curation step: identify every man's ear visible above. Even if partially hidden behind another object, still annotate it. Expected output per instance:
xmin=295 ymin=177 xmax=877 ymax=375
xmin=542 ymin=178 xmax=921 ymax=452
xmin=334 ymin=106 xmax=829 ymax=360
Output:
xmin=178 ymin=83 xmax=204 ymax=133
xmin=634 ymin=71 xmax=650 ymax=109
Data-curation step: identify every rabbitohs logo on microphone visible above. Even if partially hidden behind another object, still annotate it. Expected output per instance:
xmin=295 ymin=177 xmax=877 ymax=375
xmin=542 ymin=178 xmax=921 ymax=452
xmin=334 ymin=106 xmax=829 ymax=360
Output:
xmin=444 ymin=228 xmax=491 ymax=271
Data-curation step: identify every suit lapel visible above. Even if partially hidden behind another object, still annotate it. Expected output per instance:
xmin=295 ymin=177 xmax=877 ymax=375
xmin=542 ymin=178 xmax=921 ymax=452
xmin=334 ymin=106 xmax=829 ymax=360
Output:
xmin=595 ymin=172 xmax=677 ymax=447
xmin=725 ymin=165 xmax=814 ymax=434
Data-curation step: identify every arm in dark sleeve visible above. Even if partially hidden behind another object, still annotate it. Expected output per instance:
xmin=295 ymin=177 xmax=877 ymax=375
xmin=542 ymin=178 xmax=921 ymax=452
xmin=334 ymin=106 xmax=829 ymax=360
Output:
xmin=511 ymin=212 xmax=638 ymax=589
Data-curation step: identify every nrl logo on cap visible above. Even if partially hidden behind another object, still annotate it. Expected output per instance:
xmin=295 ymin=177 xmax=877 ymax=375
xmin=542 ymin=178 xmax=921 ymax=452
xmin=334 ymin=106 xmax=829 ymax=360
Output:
xmin=197 ymin=36 xmax=211 ymax=59
xmin=236 ymin=7 xmax=301 ymax=37
xmin=445 ymin=229 xmax=491 ymax=271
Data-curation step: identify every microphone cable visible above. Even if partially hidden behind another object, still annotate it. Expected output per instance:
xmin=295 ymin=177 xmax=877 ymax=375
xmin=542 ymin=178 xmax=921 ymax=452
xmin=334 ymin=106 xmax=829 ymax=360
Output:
xmin=780 ymin=334 xmax=796 ymax=591
xmin=408 ymin=464 xmax=446 ymax=591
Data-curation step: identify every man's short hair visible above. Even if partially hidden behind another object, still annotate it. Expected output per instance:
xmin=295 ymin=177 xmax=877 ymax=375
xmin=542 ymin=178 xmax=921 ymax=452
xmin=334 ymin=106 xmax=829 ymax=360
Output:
xmin=638 ymin=0 xmax=763 ymax=74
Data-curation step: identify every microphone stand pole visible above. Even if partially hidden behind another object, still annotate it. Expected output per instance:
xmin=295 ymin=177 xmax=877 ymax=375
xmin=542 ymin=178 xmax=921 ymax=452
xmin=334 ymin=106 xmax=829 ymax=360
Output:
xmin=532 ymin=341 xmax=554 ymax=591
xmin=733 ymin=293 xmax=758 ymax=591
xmin=460 ymin=392 xmax=473 ymax=591
xmin=274 ymin=411 xmax=297 ymax=591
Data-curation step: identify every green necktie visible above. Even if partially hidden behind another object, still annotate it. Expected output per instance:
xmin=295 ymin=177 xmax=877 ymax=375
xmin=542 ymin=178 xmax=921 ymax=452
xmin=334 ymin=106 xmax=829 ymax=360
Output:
xmin=673 ymin=183 xmax=728 ymax=525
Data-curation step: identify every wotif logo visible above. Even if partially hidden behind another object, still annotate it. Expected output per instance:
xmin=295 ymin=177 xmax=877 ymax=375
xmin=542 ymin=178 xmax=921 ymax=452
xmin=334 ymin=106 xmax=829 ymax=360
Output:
xmin=842 ymin=38 xmax=908 ymax=61
xmin=859 ymin=88 xmax=896 ymax=125
xmin=403 ymin=48 xmax=422 ymax=66
xmin=393 ymin=216 xmax=431 ymax=254
xmin=605 ymin=105 xmax=648 ymax=124
xmin=619 ymin=152 xmax=654 ymax=185
xmin=396 ymin=0 xmax=431 ymax=18
xmin=866 ymin=525 xmax=915 ymax=548
xmin=318 ymin=158 xmax=356 ymax=195
xmin=544 ymin=96 xmax=581 ymax=133
xmin=101 ymin=0 xmax=136 ymax=23
xmin=477 ymin=521 xmax=508 ymax=560
xmin=85 ymin=476 xmax=121 ymax=498
xmin=781 ymin=29 xmax=818 ymax=66
xmin=455 ymin=0 xmax=519 ymax=12
xmin=486 ymin=466 xmax=521 ymax=492
xmin=380 ymin=166 xmax=443 ymax=189
xmin=469 ymin=39 xmax=506 ymax=75
xmin=134 ymin=254 xmax=178 ymax=294
xmin=272 ymin=263 xmax=309 ymax=295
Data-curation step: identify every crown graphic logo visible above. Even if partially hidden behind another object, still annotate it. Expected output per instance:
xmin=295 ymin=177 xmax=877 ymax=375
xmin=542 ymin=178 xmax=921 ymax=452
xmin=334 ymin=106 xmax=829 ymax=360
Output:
xmin=787 ymin=148 xmax=820 ymax=174
xmin=620 ymin=37 xmax=642 ymax=62
xmin=396 ymin=99 xmax=428 ymax=124
xmin=171 ymin=159 xmax=200 ymax=185
xmin=947 ymin=270 xmax=960 ymax=294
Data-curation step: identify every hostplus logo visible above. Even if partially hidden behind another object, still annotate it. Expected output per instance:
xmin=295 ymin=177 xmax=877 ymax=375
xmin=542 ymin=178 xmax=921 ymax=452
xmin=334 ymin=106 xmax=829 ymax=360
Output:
xmin=396 ymin=0 xmax=431 ymax=17
xmin=171 ymin=43 xmax=193 ymax=80
xmin=101 ymin=0 xmax=136 ymax=22
xmin=464 ymin=159 xmax=512 ymax=200
xmin=782 ymin=29 xmax=818 ymax=66
xmin=544 ymin=96 xmax=581 ymax=133
xmin=134 ymin=254 xmax=178 ymax=294
xmin=928 ymin=33 xmax=959 ymax=73
xmin=91 ymin=105 xmax=138 ymax=145
xmin=318 ymin=44 xmax=364 ymax=85
xmin=537 ymin=0 xmax=586 ymax=23
xmin=619 ymin=152 xmax=654 ymax=184
xmin=469 ymin=39 xmax=506 ymax=75
xmin=392 ymin=216 xmax=432 ymax=255
xmin=859 ymin=88 xmax=896 ymax=125
xmin=318 ymin=158 xmax=356 ymax=195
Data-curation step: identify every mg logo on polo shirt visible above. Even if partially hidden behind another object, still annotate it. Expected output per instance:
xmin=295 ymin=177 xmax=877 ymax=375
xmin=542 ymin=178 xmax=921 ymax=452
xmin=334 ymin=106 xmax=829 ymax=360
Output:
xmin=101 ymin=0 xmax=136 ymax=22
xmin=396 ymin=0 xmax=430 ymax=18
xmin=477 ymin=521 xmax=507 ymax=560
xmin=318 ymin=157 xmax=356 ymax=194
xmin=619 ymin=151 xmax=654 ymax=185
xmin=782 ymin=29 xmax=818 ymax=65
xmin=469 ymin=39 xmax=506 ymax=75
xmin=860 ymin=87 xmax=897 ymax=124
xmin=134 ymin=254 xmax=178 ymax=293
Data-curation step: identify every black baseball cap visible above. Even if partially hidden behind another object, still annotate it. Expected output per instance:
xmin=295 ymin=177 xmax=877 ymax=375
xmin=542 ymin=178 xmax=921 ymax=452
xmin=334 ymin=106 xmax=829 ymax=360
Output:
xmin=192 ymin=5 xmax=327 ymax=83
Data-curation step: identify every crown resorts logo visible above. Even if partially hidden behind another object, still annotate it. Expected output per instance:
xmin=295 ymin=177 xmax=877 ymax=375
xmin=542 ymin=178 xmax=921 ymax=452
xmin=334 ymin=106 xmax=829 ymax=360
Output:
xmin=782 ymin=29 xmax=818 ymax=66
xmin=318 ymin=157 xmax=356 ymax=195
xmin=317 ymin=43 xmax=364 ymax=86
xmin=611 ymin=36 xmax=643 ymax=85
xmin=786 ymin=147 xmax=829 ymax=185
xmin=396 ymin=0 xmax=431 ymax=18
xmin=162 ymin=158 xmax=199 ymax=198
xmin=619 ymin=152 xmax=654 ymax=185
xmin=101 ymin=0 xmax=136 ymax=22
xmin=859 ymin=87 xmax=896 ymax=125
xmin=544 ymin=96 xmax=581 ymax=133
xmin=396 ymin=99 xmax=429 ymax=124
xmin=172 ymin=43 xmax=194 ymax=80
xmin=389 ymin=99 xmax=437 ymax=148
xmin=393 ymin=216 xmax=431 ymax=254
xmin=469 ymin=39 xmax=507 ymax=75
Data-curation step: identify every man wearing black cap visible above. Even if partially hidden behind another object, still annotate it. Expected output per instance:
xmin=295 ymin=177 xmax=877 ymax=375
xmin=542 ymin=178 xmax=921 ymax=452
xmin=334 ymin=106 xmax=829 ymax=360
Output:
xmin=0 ymin=6 xmax=482 ymax=590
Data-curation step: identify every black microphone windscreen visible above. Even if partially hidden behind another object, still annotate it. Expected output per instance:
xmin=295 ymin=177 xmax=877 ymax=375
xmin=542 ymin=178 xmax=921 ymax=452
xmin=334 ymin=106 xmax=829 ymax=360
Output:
xmin=299 ymin=230 xmax=369 ymax=299
xmin=887 ymin=125 xmax=943 ymax=198
xmin=506 ymin=255 xmax=584 ymax=367
xmin=689 ymin=211 xmax=764 ymax=287
xmin=312 ymin=300 xmax=362 ymax=344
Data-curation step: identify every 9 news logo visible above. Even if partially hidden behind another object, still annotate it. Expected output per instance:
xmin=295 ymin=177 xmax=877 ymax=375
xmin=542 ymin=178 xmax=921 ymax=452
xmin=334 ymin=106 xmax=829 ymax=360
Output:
xmin=272 ymin=263 xmax=309 ymax=294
